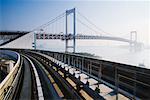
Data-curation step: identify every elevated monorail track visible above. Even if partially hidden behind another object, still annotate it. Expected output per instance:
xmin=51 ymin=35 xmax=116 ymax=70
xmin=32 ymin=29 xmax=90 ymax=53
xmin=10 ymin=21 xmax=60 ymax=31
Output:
xmin=23 ymin=51 xmax=104 ymax=99
xmin=1 ymin=49 xmax=150 ymax=100
xmin=24 ymin=49 xmax=150 ymax=99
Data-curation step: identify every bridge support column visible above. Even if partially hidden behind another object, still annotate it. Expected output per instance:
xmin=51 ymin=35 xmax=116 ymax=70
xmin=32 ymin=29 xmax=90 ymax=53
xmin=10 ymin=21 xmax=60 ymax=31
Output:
xmin=33 ymin=31 xmax=37 ymax=49
xmin=130 ymin=31 xmax=137 ymax=47
xmin=65 ymin=8 xmax=76 ymax=53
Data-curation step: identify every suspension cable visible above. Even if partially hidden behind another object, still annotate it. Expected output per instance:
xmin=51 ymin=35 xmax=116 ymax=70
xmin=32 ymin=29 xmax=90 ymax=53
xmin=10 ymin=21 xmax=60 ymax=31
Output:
xmin=77 ymin=11 xmax=113 ymax=36
xmin=76 ymin=18 xmax=100 ymax=35
xmin=32 ymin=12 xmax=65 ymax=32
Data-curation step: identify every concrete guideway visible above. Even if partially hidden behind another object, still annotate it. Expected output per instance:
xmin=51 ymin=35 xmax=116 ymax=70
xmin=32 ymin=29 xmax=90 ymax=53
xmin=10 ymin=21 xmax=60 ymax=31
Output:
xmin=1 ymin=49 xmax=149 ymax=99
xmin=27 ymin=50 xmax=150 ymax=99
xmin=23 ymin=51 xmax=105 ymax=99
xmin=22 ymin=55 xmax=44 ymax=100
xmin=18 ymin=56 xmax=32 ymax=100
xmin=25 ymin=51 xmax=111 ymax=100
xmin=25 ymin=54 xmax=84 ymax=99
xmin=26 ymin=55 xmax=60 ymax=100
xmin=31 ymin=51 xmax=129 ymax=100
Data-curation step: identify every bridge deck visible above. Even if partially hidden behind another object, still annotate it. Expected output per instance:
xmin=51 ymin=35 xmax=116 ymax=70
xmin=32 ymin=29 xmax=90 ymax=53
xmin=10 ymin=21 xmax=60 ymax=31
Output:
xmin=36 ymin=33 xmax=136 ymax=44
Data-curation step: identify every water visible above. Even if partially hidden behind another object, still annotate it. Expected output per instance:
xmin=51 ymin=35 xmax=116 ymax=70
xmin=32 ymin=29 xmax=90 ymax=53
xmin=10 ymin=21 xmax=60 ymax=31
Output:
xmin=36 ymin=40 xmax=150 ymax=69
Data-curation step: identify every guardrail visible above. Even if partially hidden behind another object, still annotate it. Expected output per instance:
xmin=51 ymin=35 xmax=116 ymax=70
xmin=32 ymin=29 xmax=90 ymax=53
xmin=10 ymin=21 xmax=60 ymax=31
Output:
xmin=0 ymin=50 xmax=22 ymax=100
xmin=1 ymin=48 xmax=150 ymax=99
xmin=31 ymin=49 xmax=150 ymax=99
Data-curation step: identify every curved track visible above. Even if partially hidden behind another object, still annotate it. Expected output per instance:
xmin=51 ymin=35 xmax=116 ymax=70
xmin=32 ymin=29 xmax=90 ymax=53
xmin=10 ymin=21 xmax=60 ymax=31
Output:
xmin=23 ymin=51 xmax=104 ymax=100
xmin=14 ymin=55 xmax=38 ymax=100
xmin=18 ymin=57 xmax=32 ymax=99
xmin=11 ymin=51 xmax=105 ymax=100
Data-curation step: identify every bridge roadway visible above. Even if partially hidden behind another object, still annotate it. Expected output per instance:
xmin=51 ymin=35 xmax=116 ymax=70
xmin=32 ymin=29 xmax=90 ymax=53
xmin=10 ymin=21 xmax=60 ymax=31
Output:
xmin=36 ymin=33 xmax=137 ymax=44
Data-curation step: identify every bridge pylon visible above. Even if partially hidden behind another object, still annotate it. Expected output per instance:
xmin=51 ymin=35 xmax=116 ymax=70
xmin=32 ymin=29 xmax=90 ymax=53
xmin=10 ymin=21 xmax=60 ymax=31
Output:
xmin=33 ymin=31 xmax=37 ymax=49
xmin=65 ymin=8 xmax=76 ymax=53
xmin=130 ymin=31 xmax=137 ymax=47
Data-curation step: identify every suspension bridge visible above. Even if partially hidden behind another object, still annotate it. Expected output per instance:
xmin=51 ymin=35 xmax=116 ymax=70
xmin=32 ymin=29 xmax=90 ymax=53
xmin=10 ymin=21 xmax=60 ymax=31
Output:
xmin=0 ymin=8 xmax=148 ymax=100
xmin=32 ymin=8 xmax=141 ymax=52
xmin=0 ymin=8 xmax=142 ymax=52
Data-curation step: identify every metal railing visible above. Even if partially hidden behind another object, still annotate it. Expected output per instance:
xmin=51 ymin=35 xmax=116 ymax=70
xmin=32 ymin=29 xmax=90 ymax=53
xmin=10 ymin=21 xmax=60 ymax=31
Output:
xmin=0 ymin=50 xmax=22 ymax=100
xmin=32 ymin=50 xmax=150 ymax=99
xmin=2 ymin=49 xmax=150 ymax=99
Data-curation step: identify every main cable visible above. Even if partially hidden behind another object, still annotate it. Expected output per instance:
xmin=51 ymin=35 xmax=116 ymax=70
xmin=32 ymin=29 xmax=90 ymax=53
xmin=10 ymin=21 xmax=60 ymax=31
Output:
xmin=76 ymin=18 xmax=100 ymax=35
xmin=77 ymin=11 xmax=113 ymax=36
xmin=31 ymin=12 xmax=65 ymax=32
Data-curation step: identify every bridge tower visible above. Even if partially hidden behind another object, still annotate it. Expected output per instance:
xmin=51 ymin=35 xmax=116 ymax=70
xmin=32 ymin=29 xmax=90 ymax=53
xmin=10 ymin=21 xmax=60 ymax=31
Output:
xmin=130 ymin=31 xmax=137 ymax=47
xmin=33 ymin=31 xmax=37 ymax=49
xmin=65 ymin=8 xmax=76 ymax=53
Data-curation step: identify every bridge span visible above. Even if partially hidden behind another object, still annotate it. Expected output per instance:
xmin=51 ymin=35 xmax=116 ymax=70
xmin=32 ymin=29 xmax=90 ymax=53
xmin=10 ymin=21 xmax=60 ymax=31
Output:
xmin=0 ymin=8 xmax=143 ymax=52
xmin=0 ymin=49 xmax=149 ymax=100
xmin=36 ymin=33 xmax=137 ymax=44
xmin=35 ymin=33 xmax=143 ymax=51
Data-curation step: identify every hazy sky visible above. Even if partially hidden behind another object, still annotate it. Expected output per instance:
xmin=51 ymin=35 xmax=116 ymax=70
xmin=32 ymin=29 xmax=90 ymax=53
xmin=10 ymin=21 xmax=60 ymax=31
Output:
xmin=0 ymin=0 xmax=149 ymax=45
